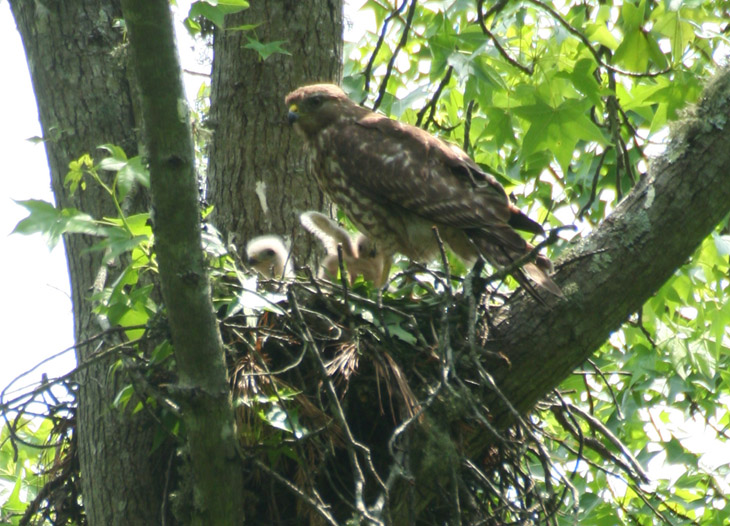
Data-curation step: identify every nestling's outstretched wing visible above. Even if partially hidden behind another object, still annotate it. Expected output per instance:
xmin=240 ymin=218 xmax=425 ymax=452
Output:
xmin=299 ymin=211 xmax=357 ymax=257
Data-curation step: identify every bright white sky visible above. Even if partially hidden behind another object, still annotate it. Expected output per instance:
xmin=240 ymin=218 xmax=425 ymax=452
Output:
xmin=0 ymin=3 xmax=75 ymax=395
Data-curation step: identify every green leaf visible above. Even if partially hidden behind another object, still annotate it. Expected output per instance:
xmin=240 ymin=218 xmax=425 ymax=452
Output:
xmin=620 ymin=0 xmax=645 ymax=32
xmin=260 ymin=405 xmax=307 ymax=439
xmin=64 ymin=153 xmax=94 ymax=195
xmin=390 ymin=85 xmax=429 ymax=119
xmin=12 ymin=199 xmax=106 ymax=249
xmin=561 ymin=59 xmax=600 ymax=105
xmin=150 ymin=341 xmax=174 ymax=365
xmin=447 ymin=50 xmax=504 ymax=90
xmin=228 ymin=282 xmax=286 ymax=317
xmin=226 ymin=22 xmax=261 ymax=32
xmin=188 ymin=0 xmax=249 ymax=29
xmin=687 ymin=338 xmax=716 ymax=379
xmin=666 ymin=337 xmax=688 ymax=379
xmin=585 ymin=22 xmax=619 ymax=50
xmin=515 ymin=97 xmax=606 ymax=173
xmin=84 ymin=231 xmax=149 ymax=264
xmin=98 ymin=143 xmax=128 ymax=166
xmin=663 ymin=437 xmax=698 ymax=467
xmin=377 ymin=311 xmax=418 ymax=345
xmin=104 ymin=212 xmax=153 ymax=237
xmin=4 ymin=472 xmax=25 ymax=512
xmin=614 ymin=30 xmax=650 ymax=72
xmin=113 ymin=384 xmax=135 ymax=411
xmin=244 ymin=38 xmax=291 ymax=60
xmin=117 ymin=307 xmax=150 ymax=341
xmin=653 ymin=10 xmax=695 ymax=65
xmin=98 ymin=147 xmax=149 ymax=201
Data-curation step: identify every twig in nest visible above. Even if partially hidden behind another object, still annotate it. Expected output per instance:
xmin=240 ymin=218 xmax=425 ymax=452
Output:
xmin=336 ymin=243 xmax=350 ymax=316
xmin=251 ymin=457 xmax=340 ymax=526
xmin=288 ymin=287 xmax=386 ymax=524
xmin=431 ymin=225 xmax=452 ymax=297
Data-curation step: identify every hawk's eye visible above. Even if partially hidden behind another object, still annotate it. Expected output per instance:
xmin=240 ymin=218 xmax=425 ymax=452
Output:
xmin=309 ymin=95 xmax=324 ymax=108
xmin=264 ymin=249 xmax=276 ymax=257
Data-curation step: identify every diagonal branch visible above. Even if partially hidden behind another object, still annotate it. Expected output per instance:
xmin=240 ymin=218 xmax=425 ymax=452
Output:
xmin=481 ymin=68 xmax=730 ymax=435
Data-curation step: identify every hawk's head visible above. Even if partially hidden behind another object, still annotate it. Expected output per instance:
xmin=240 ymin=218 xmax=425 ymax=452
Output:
xmin=285 ymin=84 xmax=359 ymax=140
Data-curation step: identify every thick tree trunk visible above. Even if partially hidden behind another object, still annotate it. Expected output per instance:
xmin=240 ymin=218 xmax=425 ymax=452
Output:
xmin=8 ymin=2 xmax=169 ymax=524
xmin=207 ymin=0 xmax=344 ymax=265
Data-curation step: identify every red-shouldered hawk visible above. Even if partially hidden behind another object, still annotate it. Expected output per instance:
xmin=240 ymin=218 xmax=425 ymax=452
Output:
xmin=300 ymin=211 xmax=385 ymax=286
xmin=245 ymin=235 xmax=294 ymax=279
xmin=285 ymin=84 xmax=561 ymax=297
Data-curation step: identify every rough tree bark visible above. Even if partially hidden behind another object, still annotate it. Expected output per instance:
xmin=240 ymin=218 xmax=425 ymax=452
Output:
xmin=8 ymin=1 xmax=171 ymax=524
xmin=207 ymin=0 xmax=343 ymax=265
xmin=121 ymin=0 xmax=243 ymax=523
xmin=483 ymin=68 xmax=730 ymax=433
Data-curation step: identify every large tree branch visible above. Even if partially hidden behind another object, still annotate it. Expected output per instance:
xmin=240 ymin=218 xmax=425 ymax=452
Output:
xmin=485 ymin=68 xmax=730 ymax=430
xmin=120 ymin=1 xmax=243 ymax=523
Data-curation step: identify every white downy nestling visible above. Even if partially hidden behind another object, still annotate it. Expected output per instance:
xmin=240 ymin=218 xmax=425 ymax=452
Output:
xmin=245 ymin=235 xmax=294 ymax=279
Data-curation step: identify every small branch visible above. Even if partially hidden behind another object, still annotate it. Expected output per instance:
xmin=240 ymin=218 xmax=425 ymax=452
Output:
xmin=526 ymin=0 xmax=672 ymax=78
xmin=415 ymin=66 xmax=453 ymax=128
xmin=373 ymin=0 xmax=418 ymax=112
xmin=564 ymin=401 xmax=650 ymax=483
xmin=476 ymin=0 xmax=534 ymax=75
xmin=362 ymin=0 xmax=410 ymax=103
xmin=462 ymin=99 xmax=476 ymax=153
xmin=578 ymin=148 xmax=609 ymax=219
xmin=431 ymin=226 xmax=452 ymax=296
xmin=586 ymin=358 xmax=624 ymax=419
xmin=288 ymin=288 xmax=386 ymax=524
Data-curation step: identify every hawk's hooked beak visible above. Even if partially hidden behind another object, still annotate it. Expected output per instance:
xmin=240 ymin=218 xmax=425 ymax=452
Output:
xmin=287 ymin=104 xmax=299 ymax=126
